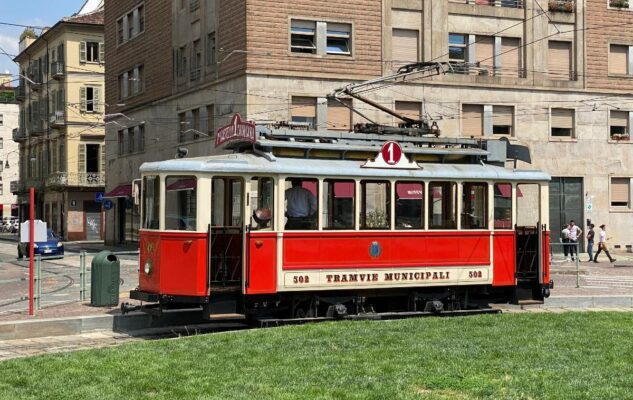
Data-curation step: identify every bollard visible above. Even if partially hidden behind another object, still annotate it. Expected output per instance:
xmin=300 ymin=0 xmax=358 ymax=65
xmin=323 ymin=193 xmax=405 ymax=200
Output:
xmin=575 ymin=242 xmax=580 ymax=288
xmin=34 ymin=254 xmax=42 ymax=310
xmin=80 ymin=251 xmax=87 ymax=302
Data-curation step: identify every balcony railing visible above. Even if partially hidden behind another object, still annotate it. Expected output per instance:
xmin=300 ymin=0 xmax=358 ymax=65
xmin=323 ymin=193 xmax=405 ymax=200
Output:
xmin=549 ymin=0 xmax=576 ymax=12
xmin=50 ymin=111 xmax=65 ymax=126
xmin=12 ymin=128 xmax=27 ymax=142
xmin=16 ymin=86 xmax=25 ymax=102
xmin=46 ymin=172 xmax=105 ymax=188
xmin=51 ymin=61 xmax=65 ymax=79
xmin=13 ymin=179 xmax=44 ymax=193
xmin=452 ymin=0 xmax=524 ymax=8
xmin=190 ymin=0 xmax=200 ymax=12
xmin=30 ymin=120 xmax=45 ymax=136
xmin=190 ymin=67 xmax=201 ymax=81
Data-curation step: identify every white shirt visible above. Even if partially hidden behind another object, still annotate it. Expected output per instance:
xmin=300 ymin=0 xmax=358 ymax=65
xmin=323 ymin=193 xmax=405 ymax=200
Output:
xmin=568 ymin=226 xmax=581 ymax=241
xmin=599 ymin=230 xmax=606 ymax=243
xmin=562 ymin=227 xmax=570 ymax=239
xmin=285 ymin=187 xmax=317 ymax=217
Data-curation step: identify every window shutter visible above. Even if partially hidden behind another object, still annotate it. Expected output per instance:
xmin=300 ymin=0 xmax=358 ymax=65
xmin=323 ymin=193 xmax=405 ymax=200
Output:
xmin=611 ymin=178 xmax=630 ymax=204
xmin=58 ymin=89 xmax=64 ymax=112
xmin=100 ymin=144 xmax=105 ymax=173
xmin=610 ymin=111 xmax=629 ymax=128
xmin=80 ymin=41 xmax=87 ymax=63
xmin=200 ymin=107 xmax=208 ymax=135
xmin=132 ymin=8 xmax=140 ymax=36
xmin=462 ymin=104 xmax=484 ymax=137
xmin=122 ymin=72 xmax=129 ymax=98
xmin=291 ymin=97 xmax=317 ymax=119
xmin=93 ymin=87 xmax=101 ymax=112
xmin=475 ymin=35 xmax=494 ymax=69
xmin=548 ymin=41 xmax=571 ymax=80
xmin=78 ymin=144 xmax=86 ymax=173
xmin=122 ymin=16 xmax=129 ymax=41
xmin=392 ymin=29 xmax=419 ymax=69
xmin=500 ymin=37 xmax=521 ymax=77
xmin=99 ymin=42 xmax=105 ymax=64
xmin=609 ymin=45 xmax=628 ymax=75
xmin=51 ymin=90 xmax=57 ymax=113
xmin=493 ymin=105 xmax=513 ymax=126
xmin=327 ymin=99 xmax=352 ymax=131
xmin=395 ymin=101 xmax=421 ymax=121
xmin=80 ymin=87 xmax=87 ymax=112
xmin=133 ymin=68 xmax=140 ymax=94
xmin=551 ymin=109 xmax=573 ymax=129
xmin=58 ymin=43 xmax=64 ymax=62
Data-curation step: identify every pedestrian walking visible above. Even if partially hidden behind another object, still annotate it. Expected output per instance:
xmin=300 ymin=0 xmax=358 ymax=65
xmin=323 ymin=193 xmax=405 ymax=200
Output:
xmin=586 ymin=224 xmax=595 ymax=262
xmin=594 ymin=224 xmax=616 ymax=263
xmin=561 ymin=224 xmax=571 ymax=261
xmin=567 ymin=220 xmax=582 ymax=261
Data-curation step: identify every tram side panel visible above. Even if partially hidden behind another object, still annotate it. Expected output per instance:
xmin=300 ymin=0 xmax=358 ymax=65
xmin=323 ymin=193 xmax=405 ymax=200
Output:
xmin=246 ymin=232 xmax=278 ymax=294
xmin=542 ymin=231 xmax=551 ymax=286
xmin=492 ymin=231 xmax=516 ymax=287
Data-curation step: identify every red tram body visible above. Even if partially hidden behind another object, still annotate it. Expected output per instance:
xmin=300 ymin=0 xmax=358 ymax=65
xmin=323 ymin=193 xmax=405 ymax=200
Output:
xmin=129 ymin=126 xmax=552 ymax=319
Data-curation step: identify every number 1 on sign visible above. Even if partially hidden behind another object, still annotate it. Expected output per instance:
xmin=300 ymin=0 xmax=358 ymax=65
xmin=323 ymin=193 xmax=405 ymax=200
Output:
xmin=387 ymin=143 xmax=395 ymax=164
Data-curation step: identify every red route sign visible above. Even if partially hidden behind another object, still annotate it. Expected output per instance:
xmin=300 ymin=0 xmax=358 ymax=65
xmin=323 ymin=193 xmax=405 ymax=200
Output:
xmin=215 ymin=114 xmax=257 ymax=147
xmin=381 ymin=141 xmax=402 ymax=165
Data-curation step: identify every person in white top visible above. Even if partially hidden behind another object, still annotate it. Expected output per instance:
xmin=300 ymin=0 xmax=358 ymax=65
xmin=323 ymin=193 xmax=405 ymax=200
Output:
xmin=567 ymin=220 xmax=582 ymax=261
xmin=285 ymin=178 xmax=317 ymax=229
xmin=561 ymin=224 xmax=571 ymax=261
xmin=593 ymin=224 xmax=616 ymax=263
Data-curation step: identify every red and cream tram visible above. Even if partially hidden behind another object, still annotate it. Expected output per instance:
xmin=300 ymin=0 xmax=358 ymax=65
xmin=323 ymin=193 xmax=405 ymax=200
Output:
xmin=128 ymin=120 xmax=552 ymax=319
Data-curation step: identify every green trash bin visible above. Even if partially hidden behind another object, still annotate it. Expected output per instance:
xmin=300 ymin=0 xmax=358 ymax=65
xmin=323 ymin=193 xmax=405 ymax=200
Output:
xmin=91 ymin=251 xmax=120 ymax=307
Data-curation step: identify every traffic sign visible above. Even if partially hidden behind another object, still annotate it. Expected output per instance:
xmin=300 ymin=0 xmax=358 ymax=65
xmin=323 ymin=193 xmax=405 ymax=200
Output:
xmin=95 ymin=192 xmax=105 ymax=203
xmin=103 ymin=199 xmax=114 ymax=211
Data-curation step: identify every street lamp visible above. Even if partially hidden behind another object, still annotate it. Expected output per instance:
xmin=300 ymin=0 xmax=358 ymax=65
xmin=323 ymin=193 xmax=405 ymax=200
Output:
xmin=4 ymin=150 xmax=19 ymax=169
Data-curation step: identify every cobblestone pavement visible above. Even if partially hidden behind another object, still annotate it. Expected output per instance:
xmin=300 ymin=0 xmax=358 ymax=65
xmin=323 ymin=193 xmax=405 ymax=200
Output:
xmin=0 ymin=331 xmax=141 ymax=361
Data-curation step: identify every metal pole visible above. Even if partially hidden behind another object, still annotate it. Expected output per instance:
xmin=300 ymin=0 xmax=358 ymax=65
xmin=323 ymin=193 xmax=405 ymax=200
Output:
xmin=35 ymin=254 xmax=41 ymax=310
xmin=80 ymin=250 xmax=86 ymax=301
xmin=29 ymin=186 xmax=34 ymax=315
xmin=576 ymin=242 xmax=580 ymax=288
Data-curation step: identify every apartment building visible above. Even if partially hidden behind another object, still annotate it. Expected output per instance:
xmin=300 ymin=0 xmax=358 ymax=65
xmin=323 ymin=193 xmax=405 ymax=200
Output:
xmin=104 ymin=0 xmax=633 ymax=247
xmin=0 ymin=80 xmax=20 ymax=219
xmin=13 ymin=8 xmax=106 ymax=240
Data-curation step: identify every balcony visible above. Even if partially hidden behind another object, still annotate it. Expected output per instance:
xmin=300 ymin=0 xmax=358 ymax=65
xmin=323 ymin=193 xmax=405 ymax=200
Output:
xmin=51 ymin=61 xmax=65 ymax=79
xmin=190 ymin=67 xmax=201 ymax=81
xmin=30 ymin=120 xmax=45 ymax=136
xmin=46 ymin=172 xmax=105 ymax=188
xmin=50 ymin=111 xmax=66 ymax=127
xmin=609 ymin=0 xmax=629 ymax=8
xmin=10 ymin=181 xmax=19 ymax=194
xmin=16 ymin=86 xmax=25 ymax=102
xmin=452 ymin=0 xmax=524 ymax=8
xmin=12 ymin=128 xmax=27 ymax=142
xmin=13 ymin=179 xmax=44 ymax=193
xmin=549 ymin=0 xmax=576 ymax=12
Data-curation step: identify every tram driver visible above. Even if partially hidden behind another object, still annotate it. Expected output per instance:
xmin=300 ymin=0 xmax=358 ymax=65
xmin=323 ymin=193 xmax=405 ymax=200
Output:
xmin=285 ymin=178 xmax=317 ymax=230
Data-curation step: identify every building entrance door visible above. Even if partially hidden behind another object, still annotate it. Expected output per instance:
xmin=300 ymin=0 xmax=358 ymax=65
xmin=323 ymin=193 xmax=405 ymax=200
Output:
xmin=549 ymin=177 xmax=584 ymax=253
xmin=84 ymin=201 xmax=102 ymax=240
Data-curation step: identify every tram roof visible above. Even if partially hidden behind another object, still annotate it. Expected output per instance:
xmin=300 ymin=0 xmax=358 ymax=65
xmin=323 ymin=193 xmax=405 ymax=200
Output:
xmin=140 ymin=153 xmax=550 ymax=182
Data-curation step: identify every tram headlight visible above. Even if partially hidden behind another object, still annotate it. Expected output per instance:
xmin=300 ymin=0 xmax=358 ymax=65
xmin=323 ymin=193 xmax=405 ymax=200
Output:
xmin=144 ymin=260 xmax=153 ymax=275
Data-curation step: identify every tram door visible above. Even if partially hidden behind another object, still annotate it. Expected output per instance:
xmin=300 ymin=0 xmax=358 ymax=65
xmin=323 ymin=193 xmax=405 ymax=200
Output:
xmin=515 ymin=183 xmax=544 ymax=301
xmin=210 ymin=177 xmax=244 ymax=288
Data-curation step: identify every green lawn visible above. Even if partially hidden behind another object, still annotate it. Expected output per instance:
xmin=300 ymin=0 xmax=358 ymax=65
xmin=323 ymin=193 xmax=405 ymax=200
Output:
xmin=1 ymin=313 xmax=633 ymax=399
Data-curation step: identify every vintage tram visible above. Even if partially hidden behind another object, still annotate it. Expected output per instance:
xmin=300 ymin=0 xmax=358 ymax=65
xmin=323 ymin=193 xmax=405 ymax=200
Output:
xmin=126 ymin=117 xmax=552 ymax=320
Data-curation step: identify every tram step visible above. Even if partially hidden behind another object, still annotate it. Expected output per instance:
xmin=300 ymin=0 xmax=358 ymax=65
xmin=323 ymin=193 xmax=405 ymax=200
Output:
xmin=204 ymin=293 xmax=242 ymax=319
xmin=517 ymin=300 xmax=544 ymax=306
xmin=207 ymin=313 xmax=246 ymax=321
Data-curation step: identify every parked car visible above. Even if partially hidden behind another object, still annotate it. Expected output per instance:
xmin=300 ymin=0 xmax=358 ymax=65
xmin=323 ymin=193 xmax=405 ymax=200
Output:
xmin=17 ymin=229 xmax=64 ymax=259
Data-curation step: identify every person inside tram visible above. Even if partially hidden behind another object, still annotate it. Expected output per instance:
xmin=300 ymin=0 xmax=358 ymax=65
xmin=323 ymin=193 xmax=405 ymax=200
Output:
xmin=285 ymin=178 xmax=317 ymax=230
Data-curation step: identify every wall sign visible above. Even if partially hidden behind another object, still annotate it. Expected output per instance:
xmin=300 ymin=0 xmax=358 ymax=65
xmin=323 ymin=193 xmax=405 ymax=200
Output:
xmin=215 ymin=114 xmax=257 ymax=147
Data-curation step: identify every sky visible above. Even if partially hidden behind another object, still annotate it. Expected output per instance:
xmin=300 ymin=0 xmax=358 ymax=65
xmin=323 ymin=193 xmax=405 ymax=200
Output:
xmin=0 ymin=0 xmax=87 ymax=78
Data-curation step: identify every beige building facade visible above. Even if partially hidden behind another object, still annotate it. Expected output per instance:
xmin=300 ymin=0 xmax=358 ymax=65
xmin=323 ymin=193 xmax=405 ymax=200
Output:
xmin=105 ymin=0 xmax=633 ymax=248
xmin=14 ymin=9 xmax=106 ymax=240
xmin=0 ymin=80 xmax=20 ymax=219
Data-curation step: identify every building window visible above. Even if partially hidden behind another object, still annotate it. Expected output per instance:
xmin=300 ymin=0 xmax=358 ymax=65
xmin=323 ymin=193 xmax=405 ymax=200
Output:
xmin=189 ymin=0 xmax=200 ymax=12
xmin=0 ymin=138 xmax=3 ymax=150
xmin=178 ymin=112 xmax=186 ymax=142
xmin=177 ymin=46 xmax=187 ymax=77
xmin=206 ymin=32 xmax=216 ymax=66
xmin=138 ymin=124 xmax=145 ymax=151
xmin=493 ymin=105 xmax=514 ymax=135
xmin=462 ymin=104 xmax=484 ymax=137
xmin=128 ymin=127 xmax=135 ymax=153
xmin=291 ymin=96 xmax=317 ymax=129
xmin=609 ymin=44 xmax=630 ymax=75
xmin=327 ymin=98 xmax=352 ymax=131
xmin=395 ymin=101 xmax=421 ymax=125
xmin=80 ymin=86 xmax=100 ymax=113
xmin=550 ymin=108 xmax=574 ymax=138
xmin=548 ymin=41 xmax=573 ymax=80
xmin=0 ymin=114 xmax=3 ymax=126
xmin=392 ymin=29 xmax=419 ymax=70
xmin=611 ymin=178 xmax=631 ymax=208
xmin=610 ymin=110 xmax=630 ymax=141
xmin=206 ymin=105 xmax=215 ymax=136
xmin=119 ymin=65 xmax=143 ymax=99
xmin=499 ymin=37 xmax=522 ymax=78
xmin=118 ymin=130 xmax=124 ymax=155
xmin=81 ymin=42 xmax=101 ymax=63
xmin=117 ymin=3 xmax=145 ymax=45
xmin=191 ymin=40 xmax=201 ymax=81
xmin=326 ymin=23 xmax=351 ymax=55
xmin=449 ymin=33 xmax=468 ymax=62
xmin=290 ymin=20 xmax=317 ymax=54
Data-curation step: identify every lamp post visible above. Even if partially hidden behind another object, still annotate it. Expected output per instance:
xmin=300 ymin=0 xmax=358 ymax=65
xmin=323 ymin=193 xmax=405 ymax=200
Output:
xmin=4 ymin=150 xmax=19 ymax=169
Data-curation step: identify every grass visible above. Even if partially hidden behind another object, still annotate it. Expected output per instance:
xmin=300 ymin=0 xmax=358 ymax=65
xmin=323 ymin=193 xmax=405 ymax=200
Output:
xmin=1 ymin=313 xmax=633 ymax=399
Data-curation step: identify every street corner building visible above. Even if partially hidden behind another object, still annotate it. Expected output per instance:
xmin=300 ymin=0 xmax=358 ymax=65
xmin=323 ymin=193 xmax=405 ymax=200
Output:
xmin=104 ymin=0 xmax=633 ymax=248
xmin=13 ymin=5 xmax=106 ymax=241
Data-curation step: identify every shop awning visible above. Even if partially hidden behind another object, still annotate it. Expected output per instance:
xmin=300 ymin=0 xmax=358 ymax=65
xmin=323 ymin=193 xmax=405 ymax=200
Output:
xmin=167 ymin=178 xmax=197 ymax=191
xmin=334 ymin=182 xmax=354 ymax=198
xmin=494 ymin=184 xmax=523 ymax=198
xmin=105 ymin=184 xmax=132 ymax=198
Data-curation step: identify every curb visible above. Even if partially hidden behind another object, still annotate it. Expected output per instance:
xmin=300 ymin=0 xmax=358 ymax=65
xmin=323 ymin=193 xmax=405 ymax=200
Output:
xmin=545 ymin=296 xmax=633 ymax=308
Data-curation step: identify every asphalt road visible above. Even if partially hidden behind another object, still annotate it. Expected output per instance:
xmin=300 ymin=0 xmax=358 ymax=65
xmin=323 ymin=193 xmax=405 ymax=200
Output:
xmin=0 ymin=239 xmax=140 ymax=315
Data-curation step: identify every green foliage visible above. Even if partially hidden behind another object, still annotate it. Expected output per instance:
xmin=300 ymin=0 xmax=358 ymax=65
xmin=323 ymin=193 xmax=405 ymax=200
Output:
xmin=366 ymin=209 xmax=388 ymax=228
xmin=19 ymin=28 xmax=37 ymax=42
xmin=1 ymin=313 xmax=633 ymax=399
xmin=610 ymin=0 xmax=630 ymax=8
xmin=548 ymin=0 xmax=576 ymax=12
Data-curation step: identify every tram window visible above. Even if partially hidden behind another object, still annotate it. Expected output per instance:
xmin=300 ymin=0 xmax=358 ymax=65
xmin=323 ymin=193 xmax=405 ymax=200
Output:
xmin=429 ymin=182 xmax=457 ymax=229
xmin=211 ymin=178 xmax=225 ymax=226
xmin=250 ymin=177 xmax=274 ymax=231
xmin=494 ymin=183 xmax=513 ymax=229
xmin=164 ymin=176 xmax=197 ymax=231
xmin=284 ymin=177 xmax=318 ymax=230
xmin=517 ymin=183 xmax=540 ymax=227
xmin=396 ymin=182 xmax=423 ymax=230
xmin=212 ymin=177 xmax=243 ymax=227
xmin=361 ymin=181 xmax=391 ymax=230
xmin=142 ymin=175 xmax=160 ymax=230
xmin=323 ymin=180 xmax=355 ymax=230
xmin=462 ymin=182 xmax=488 ymax=229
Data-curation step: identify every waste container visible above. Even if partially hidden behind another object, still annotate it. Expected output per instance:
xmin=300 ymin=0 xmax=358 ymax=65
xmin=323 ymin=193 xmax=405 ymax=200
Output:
xmin=91 ymin=251 xmax=120 ymax=307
